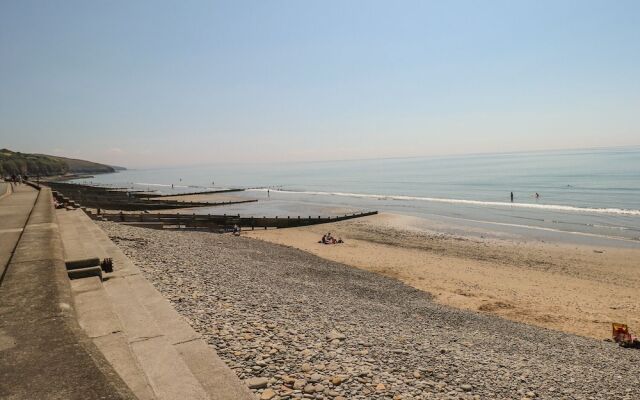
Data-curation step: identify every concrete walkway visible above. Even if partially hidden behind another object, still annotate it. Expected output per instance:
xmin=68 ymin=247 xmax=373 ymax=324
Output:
xmin=57 ymin=209 xmax=254 ymax=400
xmin=0 ymin=182 xmax=11 ymax=200
xmin=0 ymin=184 xmax=37 ymax=283
xmin=0 ymin=187 xmax=136 ymax=399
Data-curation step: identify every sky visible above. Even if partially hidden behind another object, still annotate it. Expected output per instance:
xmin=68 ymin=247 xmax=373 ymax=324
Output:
xmin=1 ymin=0 xmax=639 ymax=168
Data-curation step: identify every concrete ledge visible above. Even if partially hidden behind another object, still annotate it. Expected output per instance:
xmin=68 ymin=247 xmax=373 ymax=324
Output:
xmin=58 ymin=208 xmax=256 ymax=400
xmin=175 ymin=339 xmax=257 ymax=400
xmin=10 ymin=222 xmax=64 ymax=264
xmin=71 ymin=277 xmax=156 ymax=400
xmin=130 ymin=336 xmax=210 ymax=400
xmin=0 ymin=182 xmax=12 ymax=200
xmin=71 ymin=276 xmax=121 ymax=338
xmin=94 ymin=332 xmax=156 ymax=400
xmin=0 ymin=185 xmax=36 ymax=283
xmin=0 ymin=188 xmax=137 ymax=399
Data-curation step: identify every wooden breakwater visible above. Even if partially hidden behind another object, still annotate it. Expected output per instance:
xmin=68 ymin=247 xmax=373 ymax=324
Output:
xmin=94 ymin=210 xmax=378 ymax=231
xmin=45 ymin=181 xmax=256 ymax=211
xmin=131 ymin=188 xmax=245 ymax=198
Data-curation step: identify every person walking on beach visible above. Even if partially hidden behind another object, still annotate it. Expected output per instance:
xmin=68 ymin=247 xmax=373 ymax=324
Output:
xmin=510 ymin=191 xmax=514 ymax=202
xmin=267 ymin=189 xmax=270 ymax=198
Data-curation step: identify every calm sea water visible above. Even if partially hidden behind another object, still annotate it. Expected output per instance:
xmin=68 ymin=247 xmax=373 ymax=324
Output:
xmin=74 ymin=147 xmax=640 ymax=246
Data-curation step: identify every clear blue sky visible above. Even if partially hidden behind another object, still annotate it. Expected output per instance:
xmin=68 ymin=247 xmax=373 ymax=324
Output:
xmin=1 ymin=0 xmax=638 ymax=168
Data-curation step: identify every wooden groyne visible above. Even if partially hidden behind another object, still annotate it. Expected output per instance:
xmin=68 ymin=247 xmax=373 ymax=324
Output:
xmin=45 ymin=181 xmax=256 ymax=211
xmin=94 ymin=210 xmax=378 ymax=231
xmin=132 ymin=188 xmax=245 ymax=198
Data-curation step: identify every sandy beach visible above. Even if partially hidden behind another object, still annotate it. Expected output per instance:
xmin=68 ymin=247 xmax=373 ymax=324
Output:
xmin=246 ymin=213 xmax=640 ymax=339
xmin=100 ymin=221 xmax=640 ymax=399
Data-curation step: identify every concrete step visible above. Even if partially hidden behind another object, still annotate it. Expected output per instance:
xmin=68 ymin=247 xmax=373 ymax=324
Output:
xmin=105 ymin=275 xmax=211 ymax=400
xmin=58 ymin=210 xmax=157 ymax=400
xmin=60 ymin=210 xmax=211 ymax=400
xmin=80 ymin=211 xmax=254 ymax=400
xmin=70 ymin=276 xmax=156 ymax=400
xmin=57 ymin=209 xmax=253 ymax=400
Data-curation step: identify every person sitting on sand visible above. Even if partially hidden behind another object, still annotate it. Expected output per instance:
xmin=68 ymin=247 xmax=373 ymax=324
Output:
xmin=233 ymin=224 xmax=241 ymax=236
xmin=319 ymin=233 xmax=344 ymax=245
xmin=321 ymin=233 xmax=335 ymax=244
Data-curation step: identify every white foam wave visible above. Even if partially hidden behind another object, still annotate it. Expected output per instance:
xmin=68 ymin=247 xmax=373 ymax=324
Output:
xmin=248 ymin=188 xmax=640 ymax=216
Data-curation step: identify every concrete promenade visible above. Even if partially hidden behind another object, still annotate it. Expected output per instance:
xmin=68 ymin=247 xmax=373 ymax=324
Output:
xmin=57 ymin=209 xmax=254 ymax=400
xmin=1 ymin=184 xmax=253 ymax=399
xmin=0 ymin=186 xmax=136 ymax=399
xmin=0 ymin=184 xmax=35 ymax=281
xmin=0 ymin=182 xmax=11 ymax=200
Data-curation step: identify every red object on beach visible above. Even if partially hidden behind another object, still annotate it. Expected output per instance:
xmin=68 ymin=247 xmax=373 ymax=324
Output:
xmin=612 ymin=323 xmax=640 ymax=348
xmin=612 ymin=323 xmax=631 ymax=343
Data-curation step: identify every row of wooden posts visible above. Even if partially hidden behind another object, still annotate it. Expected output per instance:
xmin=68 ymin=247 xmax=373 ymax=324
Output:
xmin=46 ymin=182 xmax=256 ymax=211
xmin=45 ymin=181 xmax=378 ymax=231
xmin=95 ymin=211 xmax=378 ymax=230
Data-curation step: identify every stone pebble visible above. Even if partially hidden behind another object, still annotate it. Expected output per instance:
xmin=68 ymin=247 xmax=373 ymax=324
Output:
xmin=100 ymin=222 xmax=640 ymax=400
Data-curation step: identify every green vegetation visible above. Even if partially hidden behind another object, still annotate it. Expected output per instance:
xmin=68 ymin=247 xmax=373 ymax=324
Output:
xmin=0 ymin=149 xmax=117 ymax=177
xmin=50 ymin=155 xmax=116 ymax=174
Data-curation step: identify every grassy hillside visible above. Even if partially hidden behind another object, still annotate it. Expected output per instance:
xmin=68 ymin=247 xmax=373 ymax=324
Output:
xmin=0 ymin=149 xmax=117 ymax=177
xmin=47 ymin=155 xmax=116 ymax=174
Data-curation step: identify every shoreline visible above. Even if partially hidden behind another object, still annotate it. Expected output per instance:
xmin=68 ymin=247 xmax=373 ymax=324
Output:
xmin=245 ymin=212 xmax=640 ymax=339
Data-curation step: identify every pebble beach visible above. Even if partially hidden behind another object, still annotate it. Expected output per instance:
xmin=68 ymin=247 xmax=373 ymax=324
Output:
xmin=245 ymin=213 xmax=640 ymax=340
xmin=99 ymin=222 xmax=640 ymax=400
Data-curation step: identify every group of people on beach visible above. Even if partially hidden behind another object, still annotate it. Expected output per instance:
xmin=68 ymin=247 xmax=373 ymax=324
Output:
xmin=319 ymin=232 xmax=343 ymax=245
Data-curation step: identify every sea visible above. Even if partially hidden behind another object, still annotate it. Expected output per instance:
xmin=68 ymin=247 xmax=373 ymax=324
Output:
xmin=72 ymin=147 xmax=640 ymax=248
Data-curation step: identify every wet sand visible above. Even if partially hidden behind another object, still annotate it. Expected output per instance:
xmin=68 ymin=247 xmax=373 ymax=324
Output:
xmin=246 ymin=213 xmax=640 ymax=339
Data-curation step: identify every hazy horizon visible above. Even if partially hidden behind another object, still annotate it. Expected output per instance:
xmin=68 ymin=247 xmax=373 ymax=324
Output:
xmin=74 ymin=144 xmax=640 ymax=171
xmin=2 ymin=1 xmax=639 ymax=168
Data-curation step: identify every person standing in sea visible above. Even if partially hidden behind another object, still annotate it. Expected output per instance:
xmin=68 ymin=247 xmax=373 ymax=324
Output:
xmin=510 ymin=192 xmax=514 ymax=202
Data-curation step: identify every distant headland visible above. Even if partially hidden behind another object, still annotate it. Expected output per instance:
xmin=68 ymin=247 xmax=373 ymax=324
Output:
xmin=0 ymin=148 xmax=124 ymax=176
